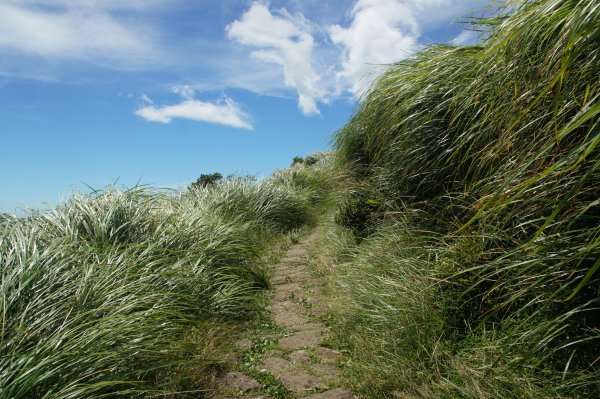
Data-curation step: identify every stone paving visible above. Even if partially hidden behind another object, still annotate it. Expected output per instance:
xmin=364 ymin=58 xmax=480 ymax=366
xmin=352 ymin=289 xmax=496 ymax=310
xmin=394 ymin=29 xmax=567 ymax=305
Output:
xmin=215 ymin=231 xmax=356 ymax=399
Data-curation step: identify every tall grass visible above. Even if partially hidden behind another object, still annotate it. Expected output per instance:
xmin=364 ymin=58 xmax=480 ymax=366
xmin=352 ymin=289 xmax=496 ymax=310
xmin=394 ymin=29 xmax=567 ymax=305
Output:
xmin=0 ymin=164 xmax=325 ymax=398
xmin=329 ymin=0 xmax=599 ymax=397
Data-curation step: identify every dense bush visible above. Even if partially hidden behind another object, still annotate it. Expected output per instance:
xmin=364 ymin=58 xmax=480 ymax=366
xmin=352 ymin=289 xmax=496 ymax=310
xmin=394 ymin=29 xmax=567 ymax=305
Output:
xmin=329 ymin=0 xmax=599 ymax=397
xmin=0 ymin=170 xmax=317 ymax=398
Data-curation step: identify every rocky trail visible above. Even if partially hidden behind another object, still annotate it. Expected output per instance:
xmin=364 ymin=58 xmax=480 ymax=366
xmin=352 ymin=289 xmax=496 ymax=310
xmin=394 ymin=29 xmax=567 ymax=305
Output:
xmin=215 ymin=231 xmax=355 ymax=399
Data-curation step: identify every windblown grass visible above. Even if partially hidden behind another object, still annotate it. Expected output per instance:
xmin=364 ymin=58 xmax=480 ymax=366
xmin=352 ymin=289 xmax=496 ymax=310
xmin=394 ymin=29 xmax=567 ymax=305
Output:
xmin=329 ymin=0 xmax=599 ymax=397
xmin=0 ymin=162 xmax=328 ymax=398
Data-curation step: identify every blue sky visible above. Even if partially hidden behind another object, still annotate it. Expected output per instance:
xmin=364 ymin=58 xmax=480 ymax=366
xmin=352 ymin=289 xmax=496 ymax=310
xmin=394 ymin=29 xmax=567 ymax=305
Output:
xmin=0 ymin=0 xmax=489 ymax=212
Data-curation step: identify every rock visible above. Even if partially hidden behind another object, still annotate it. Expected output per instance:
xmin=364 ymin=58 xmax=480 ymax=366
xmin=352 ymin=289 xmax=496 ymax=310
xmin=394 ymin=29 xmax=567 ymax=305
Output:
xmin=290 ymin=350 xmax=311 ymax=364
xmin=272 ymin=307 xmax=311 ymax=329
xmin=217 ymin=371 xmax=260 ymax=392
xmin=312 ymin=363 xmax=341 ymax=378
xmin=278 ymin=369 xmax=326 ymax=392
xmin=295 ymin=322 xmax=326 ymax=332
xmin=260 ymin=357 xmax=292 ymax=373
xmin=271 ymin=283 xmax=303 ymax=301
xmin=314 ymin=347 xmax=341 ymax=363
xmin=303 ymin=388 xmax=356 ymax=399
xmin=279 ymin=331 xmax=323 ymax=350
xmin=270 ymin=275 xmax=292 ymax=285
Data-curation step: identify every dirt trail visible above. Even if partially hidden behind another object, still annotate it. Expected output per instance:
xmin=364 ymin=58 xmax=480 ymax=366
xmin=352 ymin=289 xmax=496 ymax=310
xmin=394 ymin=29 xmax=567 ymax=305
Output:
xmin=215 ymin=231 xmax=355 ymax=399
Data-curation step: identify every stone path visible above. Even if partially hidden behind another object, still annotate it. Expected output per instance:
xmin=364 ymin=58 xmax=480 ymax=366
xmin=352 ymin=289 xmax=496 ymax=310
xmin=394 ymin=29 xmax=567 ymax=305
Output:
xmin=215 ymin=231 xmax=355 ymax=399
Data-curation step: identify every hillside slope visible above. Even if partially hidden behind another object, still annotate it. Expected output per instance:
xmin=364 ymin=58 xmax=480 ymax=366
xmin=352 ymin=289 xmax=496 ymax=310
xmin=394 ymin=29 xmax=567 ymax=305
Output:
xmin=0 ymin=159 xmax=331 ymax=398
xmin=318 ymin=0 xmax=599 ymax=397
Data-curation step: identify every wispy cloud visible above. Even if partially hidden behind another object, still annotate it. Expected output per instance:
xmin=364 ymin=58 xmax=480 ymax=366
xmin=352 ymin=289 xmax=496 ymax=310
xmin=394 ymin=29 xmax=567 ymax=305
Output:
xmin=226 ymin=2 xmax=325 ymax=116
xmin=451 ymin=29 xmax=479 ymax=45
xmin=136 ymin=86 xmax=253 ymax=130
xmin=0 ymin=2 xmax=160 ymax=69
xmin=4 ymin=0 xmax=176 ymax=11
xmin=0 ymin=0 xmax=484 ymax=119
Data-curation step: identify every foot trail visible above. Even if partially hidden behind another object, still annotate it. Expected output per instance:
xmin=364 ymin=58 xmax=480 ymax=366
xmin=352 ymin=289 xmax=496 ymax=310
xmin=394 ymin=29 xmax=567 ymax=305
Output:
xmin=216 ymin=230 xmax=355 ymax=399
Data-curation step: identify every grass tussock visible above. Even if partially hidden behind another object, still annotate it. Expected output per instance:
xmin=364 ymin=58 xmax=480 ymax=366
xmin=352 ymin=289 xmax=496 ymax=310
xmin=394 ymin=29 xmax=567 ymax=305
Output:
xmin=0 ymin=155 xmax=332 ymax=399
xmin=327 ymin=0 xmax=599 ymax=397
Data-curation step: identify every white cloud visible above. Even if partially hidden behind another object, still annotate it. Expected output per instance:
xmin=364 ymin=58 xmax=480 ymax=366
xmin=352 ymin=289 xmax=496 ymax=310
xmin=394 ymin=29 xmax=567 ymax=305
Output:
xmin=224 ymin=0 xmax=481 ymax=112
xmin=136 ymin=87 xmax=253 ymax=130
xmin=5 ymin=0 xmax=175 ymax=12
xmin=140 ymin=94 xmax=154 ymax=104
xmin=329 ymin=0 xmax=424 ymax=96
xmin=451 ymin=29 xmax=479 ymax=45
xmin=171 ymin=85 xmax=196 ymax=101
xmin=0 ymin=2 xmax=159 ymax=68
xmin=226 ymin=2 xmax=325 ymax=116
xmin=0 ymin=0 xmax=487 ymax=120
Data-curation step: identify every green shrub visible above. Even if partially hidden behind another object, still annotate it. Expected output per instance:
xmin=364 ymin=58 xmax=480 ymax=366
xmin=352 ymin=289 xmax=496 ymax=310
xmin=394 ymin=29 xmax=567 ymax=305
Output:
xmin=330 ymin=0 xmax=600 ymax=397
xmin=0 ymin=168 xmax=316 ymax=398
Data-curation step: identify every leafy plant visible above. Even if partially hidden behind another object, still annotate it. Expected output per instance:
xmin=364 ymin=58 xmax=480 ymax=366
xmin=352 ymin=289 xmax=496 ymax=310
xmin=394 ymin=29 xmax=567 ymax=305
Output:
xmin=0 ymin=161 xmax=322 ymax=398
xmin=328 ymin=0 xmax=600 ymax=397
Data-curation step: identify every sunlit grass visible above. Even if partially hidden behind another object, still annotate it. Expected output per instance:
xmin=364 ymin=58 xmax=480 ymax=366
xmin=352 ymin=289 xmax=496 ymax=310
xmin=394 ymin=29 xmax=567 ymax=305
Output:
xmin=329 ymin=0 xmax=599 ymax=397
xmin=0 ymin=157 xmax=332 ymax=398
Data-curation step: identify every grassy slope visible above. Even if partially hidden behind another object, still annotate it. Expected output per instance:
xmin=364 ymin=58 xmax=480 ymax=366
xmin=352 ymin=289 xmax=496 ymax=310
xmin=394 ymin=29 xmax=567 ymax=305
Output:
xmin=2 ymin=1 xmax=598 ymax=397
xmin=0 ymin=156 xmax=332 ymax=399
xmin=320 ymin=0 xmax=599 ymax=398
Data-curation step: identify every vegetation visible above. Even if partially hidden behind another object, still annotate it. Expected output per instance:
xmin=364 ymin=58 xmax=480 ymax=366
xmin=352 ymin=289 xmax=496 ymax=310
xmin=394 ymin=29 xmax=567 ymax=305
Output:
xmin=291 ymin=154 xmax=321 ymax=167
xmin=190 ymin=172 xmax=223 ymax=189
xmin=0 ymin=156 xmax=331 ymax=399
xmin=2 ymin=0 xmax=598 ymax=397
xmin=292 ymin=156 xmax=305 ymax=166
xmin=319 ymin=0 xmax=599 ymax=397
